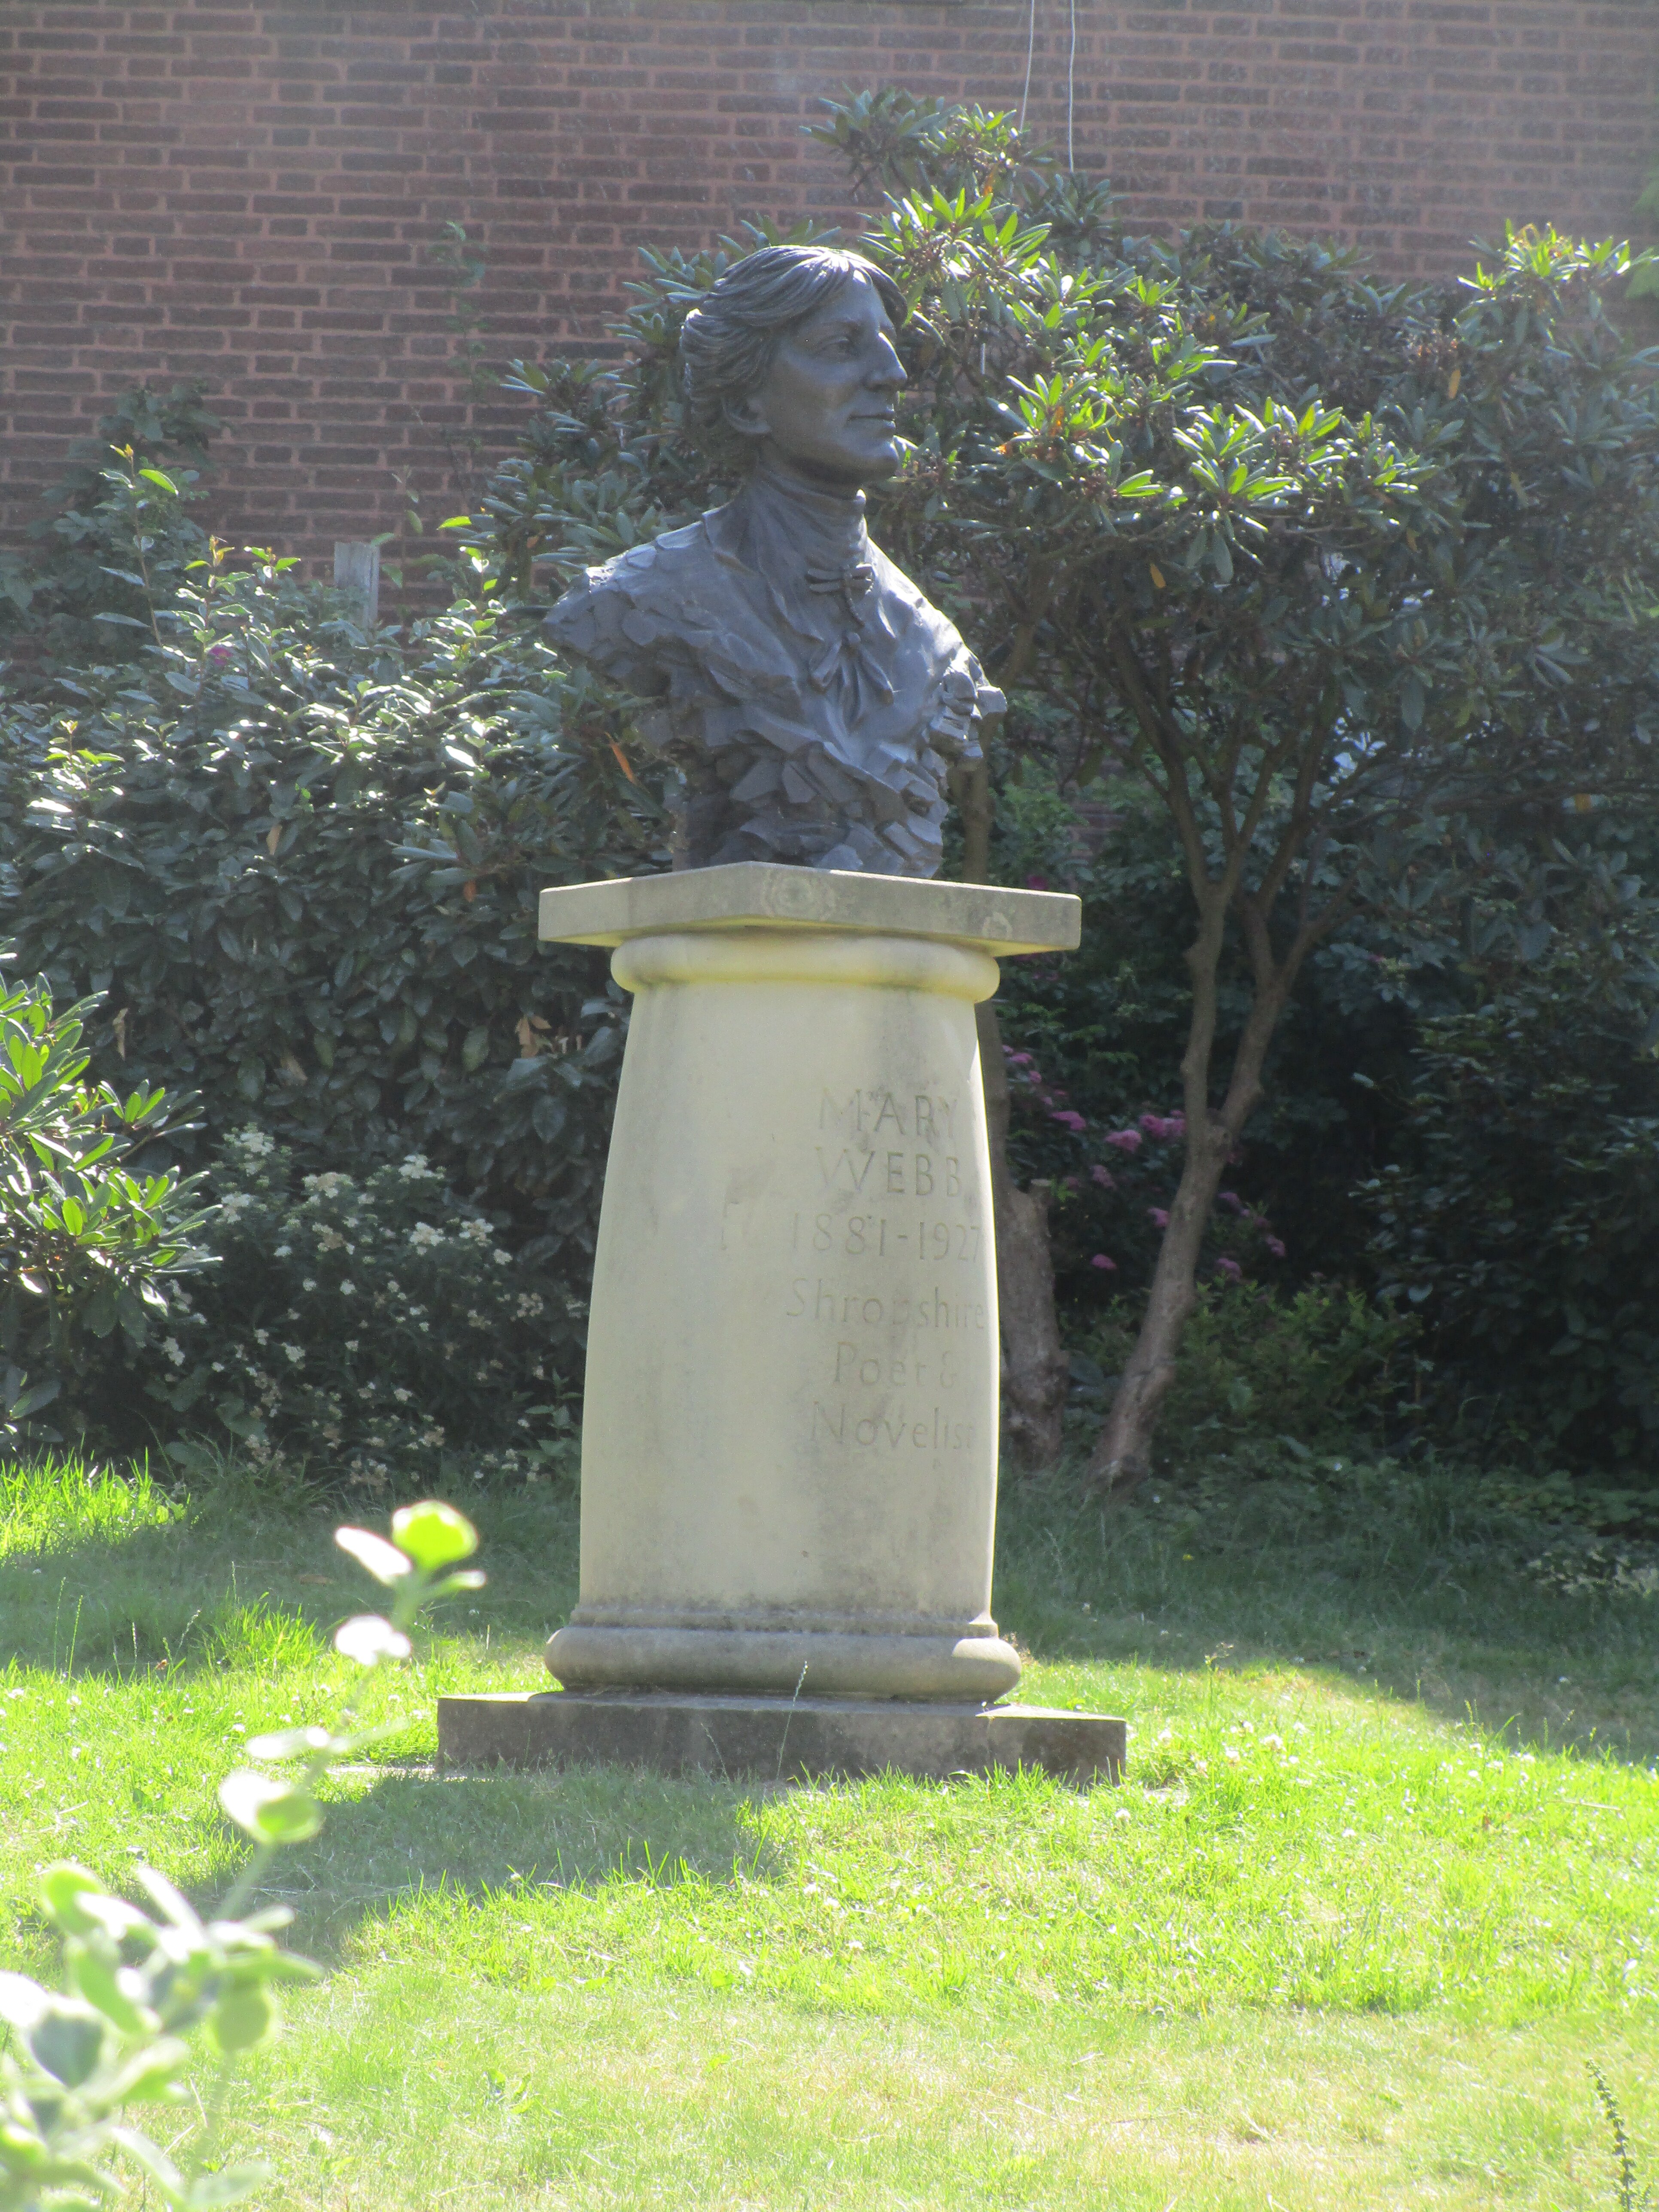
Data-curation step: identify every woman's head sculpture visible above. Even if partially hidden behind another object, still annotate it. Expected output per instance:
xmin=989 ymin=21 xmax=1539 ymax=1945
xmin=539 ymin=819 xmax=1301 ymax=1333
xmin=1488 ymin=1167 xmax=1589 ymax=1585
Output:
xmin=679 ymin=246 xmax=911 ymax=489
xmin=546 ymin=242 xmax=1000 ymax=876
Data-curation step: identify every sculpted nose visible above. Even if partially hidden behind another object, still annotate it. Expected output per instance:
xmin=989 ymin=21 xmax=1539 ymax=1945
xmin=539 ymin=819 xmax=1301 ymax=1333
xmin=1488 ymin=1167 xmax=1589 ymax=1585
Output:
xmin=869 ymin=331 xmax=907 ymax=392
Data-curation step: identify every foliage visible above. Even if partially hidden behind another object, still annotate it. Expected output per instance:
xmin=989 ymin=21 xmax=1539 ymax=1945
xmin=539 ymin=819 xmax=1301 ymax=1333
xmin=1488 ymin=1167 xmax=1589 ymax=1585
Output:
xmin=1589 ymin=2061 xmax=1656 ymax=2211
xmin=1073 ymin=1282 xmax=1421 ymax=1469
xmin=0 ymin=1498 xmax=482 ymax=2212
xmin=0 ymin=392 xmax=220 ymax=680
xmin=1361 ymin=936 xmax=1659 ymax=1481
xmin=833 ymin=101 xmax=1659 ymax=1482
xmin=0 ymin=532 xmax=657 ymax=1313
xmin=0 ymin=974 xmax=213 ymax=1449
xmin=468 ymin=91 xmax=1659 ymax=1482
xmin=144 ymin=1126 xmax=582 ymax=1495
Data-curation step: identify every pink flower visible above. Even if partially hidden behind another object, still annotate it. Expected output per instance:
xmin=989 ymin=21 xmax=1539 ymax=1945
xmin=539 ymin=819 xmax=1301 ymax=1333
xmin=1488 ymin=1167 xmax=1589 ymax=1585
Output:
xmin=1216 ymin=1256 xmax=1243 ymax=1282
xmin=1265 ymin=1235 xmax=1286 ymax=1258
xmin=207 ymin=645 xmax=233 ymax=665
xmin=1006 ymin=1051 xmax=1034 ymax=1069
xmin=1089 ymin=1164 xmax=1115 ymax=1188
xmin=1050 ymin=1109 xmax=1087 ymax=1134
xmin=1140 ymin=1112 xmax=1187 ymax=1142
xmin=1026 ymin=874 xmax=1050 ymax=891
xmin=1090 ymin=1253 xmax=1117 ymax=1272
xmin=1148 ymin=1207 xmax=1170 ymax=1229
xmin=1064 ymin=1173 xmax=1082 ymax=1191
xmin=1217 ymin=1190 xmax=1243 ymax=1212
xmin=1103 ymin=1128 xmax=1142 ymax=1154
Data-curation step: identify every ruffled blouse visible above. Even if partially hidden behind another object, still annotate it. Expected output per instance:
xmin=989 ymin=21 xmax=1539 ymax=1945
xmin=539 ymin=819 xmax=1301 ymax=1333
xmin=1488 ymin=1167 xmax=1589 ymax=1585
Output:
xmin=544 ymin=462 xmax=1004 ymax=875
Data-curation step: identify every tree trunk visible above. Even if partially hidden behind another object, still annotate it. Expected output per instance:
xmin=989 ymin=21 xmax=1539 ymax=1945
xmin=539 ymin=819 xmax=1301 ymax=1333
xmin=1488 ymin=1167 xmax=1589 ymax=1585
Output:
xmin=1085 ymin=887 xmax=1297 ymax=1497
xmin=1084 ymin=1123 xmax=1230 ymax=1494
xmin=978 ymin=998 xmax=1068 ymax=1468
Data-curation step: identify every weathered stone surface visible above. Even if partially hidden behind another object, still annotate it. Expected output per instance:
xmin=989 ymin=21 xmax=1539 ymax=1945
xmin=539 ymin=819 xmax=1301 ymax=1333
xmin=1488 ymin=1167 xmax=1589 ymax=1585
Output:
xmin=437 ymin=1691 xmax=1126 ymax=1786
xmin=543 ymin=881 xmax=1060 ymax=1704
xmin=538 ymin=860 xmax=1082 ymax=957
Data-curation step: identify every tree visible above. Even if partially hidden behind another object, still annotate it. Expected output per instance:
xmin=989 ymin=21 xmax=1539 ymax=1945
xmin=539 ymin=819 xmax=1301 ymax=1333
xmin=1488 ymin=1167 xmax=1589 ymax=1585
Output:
xmin=810 ymin=100 xmax=1659 ymax=1489
xmin=478 ymin=98 xmax=1659 ymax=1487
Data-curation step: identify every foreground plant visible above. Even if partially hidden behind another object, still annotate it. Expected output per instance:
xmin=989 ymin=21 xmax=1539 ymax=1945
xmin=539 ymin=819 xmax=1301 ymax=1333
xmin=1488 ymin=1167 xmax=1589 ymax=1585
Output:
xmin=0 ymin=1498 xmax=482 ymax=2210
xmin=0 ymin=973 xmax=213 ymax=1449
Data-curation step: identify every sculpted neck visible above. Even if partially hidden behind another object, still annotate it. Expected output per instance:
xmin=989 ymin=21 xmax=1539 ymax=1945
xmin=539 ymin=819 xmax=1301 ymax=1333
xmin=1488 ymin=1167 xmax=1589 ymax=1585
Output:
xmin=741 ymin=455 xmax=869 ymax=574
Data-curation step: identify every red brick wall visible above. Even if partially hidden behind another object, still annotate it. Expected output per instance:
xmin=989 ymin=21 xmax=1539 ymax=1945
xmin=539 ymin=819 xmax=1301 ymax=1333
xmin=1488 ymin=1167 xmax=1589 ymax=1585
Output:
xmin=3 ymin=0 xmax=1655 ymax=576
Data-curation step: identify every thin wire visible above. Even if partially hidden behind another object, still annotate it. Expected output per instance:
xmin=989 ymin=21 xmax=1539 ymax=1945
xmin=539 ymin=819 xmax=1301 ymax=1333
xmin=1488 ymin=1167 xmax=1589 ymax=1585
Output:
xmin=1019 ymin=0 xmax=1037 ymax=132
xmin=1066 ymin=0 xmax=1077 ymax=170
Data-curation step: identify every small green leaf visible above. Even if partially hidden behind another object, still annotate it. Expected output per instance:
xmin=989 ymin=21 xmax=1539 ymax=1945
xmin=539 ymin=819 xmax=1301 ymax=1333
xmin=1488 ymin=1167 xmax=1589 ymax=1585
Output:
xmin=29 ymin=2004 xmax=106 ymax=2088
xmin=211 ymin=1984 xmax=276 ymax=2055
xmin=186 ymin=2161 xmax=276 ymax=2209
xmin=40 ymin=1863 xmax=106 ymax=1936
xmin=107 ymin=2035 xmax=190 ymax=2105
xmin=218 ymin=1771 xmax=323 ymax=1844
xmin=0 ymin=1969 xmax=49 ymax=2031
xmin=334 ymin=1525 xmax=413 ymax=1584
xmin=332 ymin=1614 xmax=412 ymax=1665
xmin=66 ymin=1943 xmax=154 ymax=2036
xmin=391 ymin=1499 xmax=480 ymax=1573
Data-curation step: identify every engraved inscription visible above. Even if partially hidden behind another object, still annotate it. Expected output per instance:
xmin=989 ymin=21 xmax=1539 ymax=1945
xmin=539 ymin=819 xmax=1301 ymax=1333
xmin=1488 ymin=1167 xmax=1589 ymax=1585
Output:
xmin=815 ymin=1149 xmax=963 ymax=1197
xmin=723 ymin=1082 xmax=991 ymax=1455
xmin=819 ymin=1090 xmax=957 ymax=1141
xmin=783 ymin=1279 xmax=989 ymax=1332
xmin=809 ymin=1401 xmax=977 ymax=1452
xmin=790 ymin=1212 xmax=980 ymax=1262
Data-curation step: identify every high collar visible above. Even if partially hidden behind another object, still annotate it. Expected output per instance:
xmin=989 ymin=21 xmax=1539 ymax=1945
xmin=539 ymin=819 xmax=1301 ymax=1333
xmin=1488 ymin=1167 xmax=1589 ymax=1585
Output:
xmin=734 ymin=456 xmax=870 ymax=581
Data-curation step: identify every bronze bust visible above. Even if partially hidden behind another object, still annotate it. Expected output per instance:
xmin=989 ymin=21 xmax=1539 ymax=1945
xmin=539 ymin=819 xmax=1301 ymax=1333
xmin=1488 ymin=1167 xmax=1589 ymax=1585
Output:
xmin=544 ymin=245 xmax=1004 ymax=875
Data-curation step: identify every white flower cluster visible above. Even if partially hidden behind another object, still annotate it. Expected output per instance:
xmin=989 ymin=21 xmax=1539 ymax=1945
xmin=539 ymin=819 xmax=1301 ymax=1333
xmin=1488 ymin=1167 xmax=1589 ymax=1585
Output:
xmin=147 ymin=1126 xmax=582 ymax=1495
xmin=302 ymin=1170 xmax=354 ymax=1200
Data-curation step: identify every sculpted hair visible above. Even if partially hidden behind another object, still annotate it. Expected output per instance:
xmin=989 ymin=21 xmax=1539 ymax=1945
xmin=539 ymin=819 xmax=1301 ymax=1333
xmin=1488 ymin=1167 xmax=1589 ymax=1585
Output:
xmin=678 ymin=246 xmax=908 ymax=437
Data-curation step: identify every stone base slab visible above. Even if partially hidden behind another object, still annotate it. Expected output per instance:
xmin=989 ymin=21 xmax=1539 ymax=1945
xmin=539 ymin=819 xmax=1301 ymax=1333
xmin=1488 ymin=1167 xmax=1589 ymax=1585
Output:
xmin=437 ymin=1690 xmax=1126 ymax=1785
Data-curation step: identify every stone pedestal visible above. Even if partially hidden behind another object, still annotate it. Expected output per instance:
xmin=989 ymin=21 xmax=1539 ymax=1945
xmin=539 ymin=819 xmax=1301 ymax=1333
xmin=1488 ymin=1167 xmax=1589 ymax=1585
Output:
xmin=539 ymin=863 xmax=1082 ymax=1704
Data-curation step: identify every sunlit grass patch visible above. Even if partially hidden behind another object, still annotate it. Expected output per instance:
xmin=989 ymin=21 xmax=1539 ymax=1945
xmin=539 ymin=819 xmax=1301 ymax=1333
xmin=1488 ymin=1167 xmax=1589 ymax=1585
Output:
xmin=1 ymin=1450 xmax=1656 ymax=2206
xmin=0 ymin=1451 xmax=178 ymax=1560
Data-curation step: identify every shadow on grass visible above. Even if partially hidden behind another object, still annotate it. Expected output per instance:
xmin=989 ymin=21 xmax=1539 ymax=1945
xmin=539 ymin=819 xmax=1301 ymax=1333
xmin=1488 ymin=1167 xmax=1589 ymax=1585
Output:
xmin=0 ymin=1470 xmax=581 ymax=1679
xmin=6 ymin=1453 xmax=1653 ymax=1769
xmin=251 ymin=1764 xmax=783 ymax=1960
xmin=994 ymin=1464 xmax=1659 ymax=1764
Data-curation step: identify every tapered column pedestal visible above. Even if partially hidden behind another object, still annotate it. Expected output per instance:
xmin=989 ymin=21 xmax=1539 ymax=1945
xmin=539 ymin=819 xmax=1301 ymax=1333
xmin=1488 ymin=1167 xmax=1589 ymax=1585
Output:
xmin=545 ymin=866 xmax=1079 ymax=1702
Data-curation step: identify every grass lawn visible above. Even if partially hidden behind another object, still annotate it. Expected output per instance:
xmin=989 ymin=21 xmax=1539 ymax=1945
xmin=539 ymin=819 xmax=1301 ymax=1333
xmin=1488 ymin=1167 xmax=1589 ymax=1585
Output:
xmin=2 ymin=1453 xmax=1655 ymax=2208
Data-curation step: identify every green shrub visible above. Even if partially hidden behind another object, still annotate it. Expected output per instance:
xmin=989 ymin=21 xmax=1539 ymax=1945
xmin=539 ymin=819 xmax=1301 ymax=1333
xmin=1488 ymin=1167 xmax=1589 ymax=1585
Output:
xmin=1076 ymin=1282 xmax=1422 ymax=1468
xmin=0 ymin=972 xmax=213 ymax=1445
xmin=146 ymin=1126 xmax=581 ymax=1495
xmin=0 ymin=539 xmax=656 ymax=1290
xmin=1361 ymin=948 xmax=1659 ymax=1476
xmin=0 ymin=387 xmax=219 ymax=680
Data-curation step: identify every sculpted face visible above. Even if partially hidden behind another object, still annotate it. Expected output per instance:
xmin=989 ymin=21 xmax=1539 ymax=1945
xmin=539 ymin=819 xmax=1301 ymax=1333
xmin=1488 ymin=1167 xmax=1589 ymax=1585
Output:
xmin=726 ymin=270 xmax=908 ymax=489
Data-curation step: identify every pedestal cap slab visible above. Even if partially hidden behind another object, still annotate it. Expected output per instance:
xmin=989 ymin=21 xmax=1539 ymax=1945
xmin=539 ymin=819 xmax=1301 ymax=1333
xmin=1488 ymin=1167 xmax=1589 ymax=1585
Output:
xmin=539 ymin=861 xmax=1082 ymax=957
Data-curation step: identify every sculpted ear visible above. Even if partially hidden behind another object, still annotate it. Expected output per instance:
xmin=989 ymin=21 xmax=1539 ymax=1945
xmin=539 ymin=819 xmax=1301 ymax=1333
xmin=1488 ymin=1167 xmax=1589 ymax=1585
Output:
xmin=723 ymin=392 xmax=770 ymax=440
